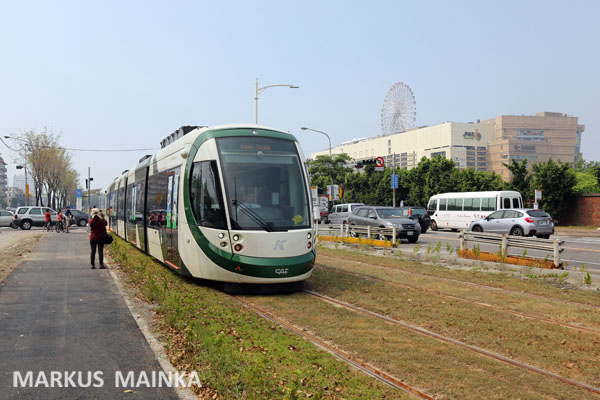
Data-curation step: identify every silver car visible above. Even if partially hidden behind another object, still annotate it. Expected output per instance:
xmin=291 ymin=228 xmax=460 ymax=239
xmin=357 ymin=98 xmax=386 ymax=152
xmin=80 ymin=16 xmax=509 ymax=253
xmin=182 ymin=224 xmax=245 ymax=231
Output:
xmin=349 ymin=206 xmax=420 ymax=243
xmin=327 ymin=203 xmax=364 ymax=224
xmin=0 ymin=209 xmax=14 ymax=227
xmin=13 ymin=206 xmax=58 ymax=230
xmin=469 ymin=208 xmax=554 ymax=238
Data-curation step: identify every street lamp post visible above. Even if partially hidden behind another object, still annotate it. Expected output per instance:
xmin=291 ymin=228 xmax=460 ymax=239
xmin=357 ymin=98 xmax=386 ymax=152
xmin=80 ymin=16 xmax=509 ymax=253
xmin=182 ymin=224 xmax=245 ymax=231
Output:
xmin=254 ymin=78 xmax=299 ymax=124
xmin=300 ymin=127 xmax=332 ymax=157
xmin=301 ymin=126 xmax=337 ymax=202
xmin=16 ymin=165 xmax=28 ymax=206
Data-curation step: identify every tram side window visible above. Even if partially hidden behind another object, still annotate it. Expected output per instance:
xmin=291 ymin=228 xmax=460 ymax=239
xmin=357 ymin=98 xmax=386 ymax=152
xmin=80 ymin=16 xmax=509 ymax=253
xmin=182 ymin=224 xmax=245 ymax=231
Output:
xmin=147 ymin=171 xmax=169 ymax=227
xmin=190 ymin=161 xmax=227 ymax=229
xmin=118 ymin=185 xmax=126 ymax=220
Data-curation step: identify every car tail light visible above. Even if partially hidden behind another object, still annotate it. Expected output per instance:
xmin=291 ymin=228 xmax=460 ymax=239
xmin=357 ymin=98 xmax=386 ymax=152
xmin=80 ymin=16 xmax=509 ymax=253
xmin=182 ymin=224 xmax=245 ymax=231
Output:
xmin=234 ymin=244 xmax=243 ymax=252
xmin=550 ymin=218 xmax=553 ymax=223
xmin=14 ymin=214 xmax=17 ymax=219
xmin=524 ymin=217 xmax=534 ymax=223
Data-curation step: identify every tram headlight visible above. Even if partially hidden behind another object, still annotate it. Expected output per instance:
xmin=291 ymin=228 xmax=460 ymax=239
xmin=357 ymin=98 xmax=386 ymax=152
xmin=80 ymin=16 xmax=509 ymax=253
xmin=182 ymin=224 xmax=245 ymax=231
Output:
xmin=232 ymin=234 xmax=240 ymax=241
xmin=307 ymin=232 xmax=312 ymax=239
xmin=220 ymin=241 xmax=227 ymax=247
xmin=218 ymin=233 xmax=225 ymax=239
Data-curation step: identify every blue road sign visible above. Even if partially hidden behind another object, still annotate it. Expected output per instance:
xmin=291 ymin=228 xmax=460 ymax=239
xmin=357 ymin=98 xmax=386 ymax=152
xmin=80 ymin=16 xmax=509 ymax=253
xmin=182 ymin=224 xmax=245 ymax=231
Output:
xmin=391 ymin=174 xmax=398 ymax=189
xmin=76 ymin=189 xmax=83 ymax=198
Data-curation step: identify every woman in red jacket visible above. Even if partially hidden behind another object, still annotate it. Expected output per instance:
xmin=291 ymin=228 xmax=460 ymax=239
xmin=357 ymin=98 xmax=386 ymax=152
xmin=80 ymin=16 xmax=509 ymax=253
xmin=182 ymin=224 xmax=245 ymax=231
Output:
xmin=89 ymin=208 xmax=108 ymax=269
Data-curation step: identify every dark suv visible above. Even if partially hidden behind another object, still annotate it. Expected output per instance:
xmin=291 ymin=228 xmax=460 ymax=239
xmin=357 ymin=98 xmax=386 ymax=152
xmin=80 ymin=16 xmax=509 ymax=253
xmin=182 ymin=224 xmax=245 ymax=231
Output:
xmin=68 ymin=209 xmax=89 ymax=227
xmin=397 ymin=206 xmax=431 ymax=233
xmin=348 ymin=206 xmax=420 ymax=243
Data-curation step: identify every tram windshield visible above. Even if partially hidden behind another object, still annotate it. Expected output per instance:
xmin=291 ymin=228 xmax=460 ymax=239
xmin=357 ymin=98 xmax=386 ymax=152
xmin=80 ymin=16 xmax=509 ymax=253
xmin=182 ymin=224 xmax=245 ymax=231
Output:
xmin=217 ymin=136 xmax=310 ymax=231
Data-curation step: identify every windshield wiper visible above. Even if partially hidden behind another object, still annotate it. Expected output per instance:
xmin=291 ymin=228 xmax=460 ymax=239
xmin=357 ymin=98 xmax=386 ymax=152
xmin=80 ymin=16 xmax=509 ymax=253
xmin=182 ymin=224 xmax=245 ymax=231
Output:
xmin=231 ymin=200 xmax=274 ymax=232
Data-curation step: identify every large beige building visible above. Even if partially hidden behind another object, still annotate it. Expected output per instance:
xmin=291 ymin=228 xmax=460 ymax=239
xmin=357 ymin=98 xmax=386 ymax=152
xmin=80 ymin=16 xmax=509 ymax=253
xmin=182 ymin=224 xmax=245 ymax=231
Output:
xmin=483 ymin=112 xmax=584 ymax=180
xmin=310 ymin=112 xmax=584 ymax=181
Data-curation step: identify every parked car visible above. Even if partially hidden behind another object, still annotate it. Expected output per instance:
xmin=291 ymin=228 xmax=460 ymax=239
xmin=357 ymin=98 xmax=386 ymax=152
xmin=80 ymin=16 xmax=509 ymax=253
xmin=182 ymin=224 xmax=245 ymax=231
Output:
xmin=327 ymin=203 xmax=365 ymax=224
xmin=67 ymin=209 xmax=89 ymax=227
xmin=13 ymin=206 xmax=57 ymax=230
xmin=0 ymin=209 xmax=14 ymax=227
xmin=348 ymin=206 xmax=420 ymax=243
xmin=468 ymin=208 xmax=554 ymax=238
xmin=398 ymin=206 xmax=431 ymax=233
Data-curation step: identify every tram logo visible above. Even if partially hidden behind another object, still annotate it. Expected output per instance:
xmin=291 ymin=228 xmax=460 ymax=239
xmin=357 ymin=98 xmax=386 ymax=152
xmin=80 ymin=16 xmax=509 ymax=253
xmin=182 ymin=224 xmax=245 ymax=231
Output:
xmin=275 ymin=268 xmax=289 ymax=275
xmin=273 ymin=240 xmax=287 ymax=251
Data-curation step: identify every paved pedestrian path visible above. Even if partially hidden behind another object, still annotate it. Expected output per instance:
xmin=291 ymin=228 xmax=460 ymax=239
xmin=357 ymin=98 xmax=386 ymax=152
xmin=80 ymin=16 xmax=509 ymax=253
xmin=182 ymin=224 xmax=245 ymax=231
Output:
xmin=0 ymin=231 xmax=179 ymax=399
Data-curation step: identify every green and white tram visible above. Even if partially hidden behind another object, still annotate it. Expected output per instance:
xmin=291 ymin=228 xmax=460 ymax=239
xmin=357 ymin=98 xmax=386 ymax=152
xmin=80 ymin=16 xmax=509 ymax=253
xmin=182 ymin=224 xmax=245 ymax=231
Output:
xmin=106 ymin=125 xmax=315 ymax=292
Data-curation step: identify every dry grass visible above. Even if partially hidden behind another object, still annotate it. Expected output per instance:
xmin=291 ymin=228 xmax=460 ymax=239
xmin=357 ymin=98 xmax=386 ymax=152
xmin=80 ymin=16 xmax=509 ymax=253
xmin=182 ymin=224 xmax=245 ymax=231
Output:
xmin=248 ymin=293 xmax=596 ymax=399
xmin=318 ymin=247 xmax=600 ymax=308
xmin=0 ymin=233 xmax=43 ymax=283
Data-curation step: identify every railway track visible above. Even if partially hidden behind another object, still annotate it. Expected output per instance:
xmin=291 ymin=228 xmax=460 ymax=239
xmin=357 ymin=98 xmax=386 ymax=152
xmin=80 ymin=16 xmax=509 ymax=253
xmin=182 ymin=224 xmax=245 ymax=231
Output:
xmin=302 ymin=289 xmax=600 ymax=396
xmin=318 ymin=254 xmax=600 ymax=311
xmin=233 ymin=295 xmax=434 ymax=399
xmin=316 ymin=262 xmax=600 ymax=336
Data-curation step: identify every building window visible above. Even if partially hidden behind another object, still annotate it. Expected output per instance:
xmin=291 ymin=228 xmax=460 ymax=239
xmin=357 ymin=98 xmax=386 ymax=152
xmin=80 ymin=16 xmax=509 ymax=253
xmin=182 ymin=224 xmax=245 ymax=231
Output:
xmin=517 ymin=129 xmax=545 ymax=141
xmin=514 ymin=144 xmax=536 ymax=152
xmin=388 ymin=139 xmax=391 ymax=146
xmin=431 ymin=151 xmax=446 ymax=158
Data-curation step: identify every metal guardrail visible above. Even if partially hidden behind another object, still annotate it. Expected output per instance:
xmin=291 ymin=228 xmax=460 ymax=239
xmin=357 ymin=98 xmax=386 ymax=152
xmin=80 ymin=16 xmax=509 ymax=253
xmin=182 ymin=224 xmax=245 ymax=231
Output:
xmin=459 ymin=231 xmax=564 ymax=267
xmin=316 ymin=223 xmax=399 ymax=243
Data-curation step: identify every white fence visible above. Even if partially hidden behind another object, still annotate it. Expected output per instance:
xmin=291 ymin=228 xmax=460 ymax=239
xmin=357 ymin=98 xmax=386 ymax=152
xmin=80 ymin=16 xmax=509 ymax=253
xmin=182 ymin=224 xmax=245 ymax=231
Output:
xmin=316 ymin=223 xmax=400 ymax=243
xmin=459 ymin=231 xmax=564 ymax=267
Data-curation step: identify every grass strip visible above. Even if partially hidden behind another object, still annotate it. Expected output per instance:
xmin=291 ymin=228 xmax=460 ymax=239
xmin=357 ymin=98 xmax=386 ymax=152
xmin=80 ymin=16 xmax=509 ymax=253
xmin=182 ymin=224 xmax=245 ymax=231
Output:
xmin=107 ymin=237 xmax=404 ymax=400
xmin=249 ymin=293 xmax=597 ymax=400
xmin=306 ymin=266 xmax=600 ymax=385
xmin=316 ymin=255 xmax=600 ymax=332
xmin=317 ymin=246 xmax=600 ymax=307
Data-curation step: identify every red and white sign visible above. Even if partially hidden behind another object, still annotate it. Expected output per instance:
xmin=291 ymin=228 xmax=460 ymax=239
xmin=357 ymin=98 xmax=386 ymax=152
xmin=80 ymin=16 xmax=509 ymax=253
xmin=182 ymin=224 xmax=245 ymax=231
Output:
xmin=375 ymin=157 xmax=384 ymax=167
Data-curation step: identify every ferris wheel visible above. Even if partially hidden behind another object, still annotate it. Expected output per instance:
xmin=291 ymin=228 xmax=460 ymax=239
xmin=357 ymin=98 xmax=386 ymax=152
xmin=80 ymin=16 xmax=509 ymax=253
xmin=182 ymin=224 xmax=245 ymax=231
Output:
xmin=380 ymin=82 xmax=417 ymax=135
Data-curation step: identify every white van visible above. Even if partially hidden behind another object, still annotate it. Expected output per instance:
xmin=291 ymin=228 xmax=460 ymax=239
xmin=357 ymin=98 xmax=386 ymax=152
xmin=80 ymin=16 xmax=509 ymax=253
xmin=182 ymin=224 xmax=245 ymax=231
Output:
xmin=327 ymin=203 xmax=365 ymax=224
xmin=426 ymin=191 xmax=523 ymax=231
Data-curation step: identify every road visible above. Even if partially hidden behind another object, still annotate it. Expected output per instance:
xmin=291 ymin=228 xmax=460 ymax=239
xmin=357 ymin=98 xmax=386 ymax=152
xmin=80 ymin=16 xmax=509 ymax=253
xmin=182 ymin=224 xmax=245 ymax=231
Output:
xmin=0 ymin=227 xmax=179 ymax=399
xmin=406 ymin=230 xmax=600 ymax=272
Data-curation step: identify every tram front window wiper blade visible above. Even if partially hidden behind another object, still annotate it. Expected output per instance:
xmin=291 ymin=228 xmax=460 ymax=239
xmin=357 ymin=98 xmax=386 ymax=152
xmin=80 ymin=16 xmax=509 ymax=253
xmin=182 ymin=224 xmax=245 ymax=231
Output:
xmin=231 ymin=200 xmax=274 ymax=232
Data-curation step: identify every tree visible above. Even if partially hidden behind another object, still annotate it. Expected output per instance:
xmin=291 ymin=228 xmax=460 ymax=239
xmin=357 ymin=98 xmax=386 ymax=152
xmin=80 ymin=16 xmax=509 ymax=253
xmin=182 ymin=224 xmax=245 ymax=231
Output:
xmin=307 ymin=154 xmax=353 ymax=196
xmin=529 ymin=159 xmax=577 ymax=221
xmin=9 ymin=129 xmax=79 ymax=208
xmin=406 ymin=156 xmax=458 ymax=206
xmin=504 ymin=159 xmax=532 ymax=200
xmin=454 ymin=168 xmax=504 ymax=193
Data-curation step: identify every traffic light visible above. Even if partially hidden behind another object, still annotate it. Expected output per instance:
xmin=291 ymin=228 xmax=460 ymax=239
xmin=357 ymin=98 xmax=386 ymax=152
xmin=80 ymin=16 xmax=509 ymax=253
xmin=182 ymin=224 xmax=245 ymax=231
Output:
xmin=85 ymin=177 xmax=94 ymax=189
xmin=354 ymin=159 xmax=376 ymax=169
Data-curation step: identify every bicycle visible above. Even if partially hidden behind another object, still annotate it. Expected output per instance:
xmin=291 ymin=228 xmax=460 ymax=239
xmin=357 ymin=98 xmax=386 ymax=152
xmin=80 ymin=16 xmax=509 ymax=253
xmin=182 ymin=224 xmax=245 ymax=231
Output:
xmin=55 ymin=219 xmax=65 ymax=233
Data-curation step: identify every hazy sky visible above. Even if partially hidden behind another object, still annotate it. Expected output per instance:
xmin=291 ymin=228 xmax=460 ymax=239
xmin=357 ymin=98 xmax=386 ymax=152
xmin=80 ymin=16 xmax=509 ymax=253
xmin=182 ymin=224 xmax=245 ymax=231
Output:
xmin=1 ymin=0 xmax=598 ymax=190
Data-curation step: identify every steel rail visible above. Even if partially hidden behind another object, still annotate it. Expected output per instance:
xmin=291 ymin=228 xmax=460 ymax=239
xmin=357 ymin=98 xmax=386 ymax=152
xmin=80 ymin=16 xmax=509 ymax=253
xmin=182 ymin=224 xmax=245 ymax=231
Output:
xmin=317 ymin=254 xmax=600 ymax=311
xmin=232 ymin=295 xmax=433 ymax=400
xmin=303 ymin=289 xmax=600 ymax=396
xmin=316 ymin=263 xmax=600 ymax=336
